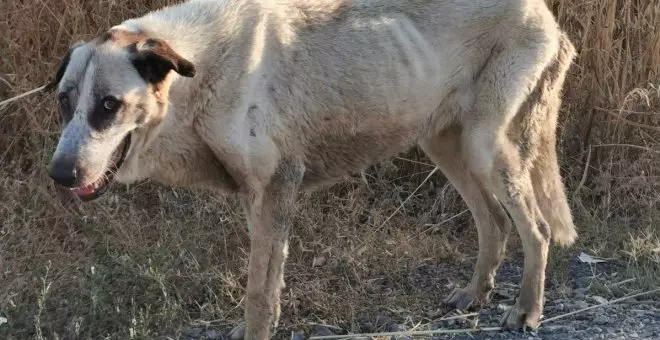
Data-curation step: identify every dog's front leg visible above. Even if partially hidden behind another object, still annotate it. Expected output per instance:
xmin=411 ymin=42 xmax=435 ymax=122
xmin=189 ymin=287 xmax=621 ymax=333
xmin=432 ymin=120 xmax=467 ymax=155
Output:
xmin=236 ymin=161 xmax=302 ymax=340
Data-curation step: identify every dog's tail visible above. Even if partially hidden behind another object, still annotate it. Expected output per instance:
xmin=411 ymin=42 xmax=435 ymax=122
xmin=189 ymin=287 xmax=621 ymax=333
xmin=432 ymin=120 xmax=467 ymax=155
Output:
xmin=531 ymin=145 xmax=577 ymax=246
xmin=528 ymin=31 xmax=577 ymax=246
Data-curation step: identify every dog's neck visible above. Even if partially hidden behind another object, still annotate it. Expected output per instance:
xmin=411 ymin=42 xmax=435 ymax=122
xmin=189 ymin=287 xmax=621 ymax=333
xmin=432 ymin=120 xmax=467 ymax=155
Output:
xmin=116 ymin=0 xmax=280 ymax=185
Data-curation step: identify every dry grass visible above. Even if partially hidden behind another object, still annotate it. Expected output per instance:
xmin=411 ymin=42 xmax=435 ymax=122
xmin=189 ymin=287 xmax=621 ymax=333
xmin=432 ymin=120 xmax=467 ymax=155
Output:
xmin=1 ymin=0 xmax=659 ymax=339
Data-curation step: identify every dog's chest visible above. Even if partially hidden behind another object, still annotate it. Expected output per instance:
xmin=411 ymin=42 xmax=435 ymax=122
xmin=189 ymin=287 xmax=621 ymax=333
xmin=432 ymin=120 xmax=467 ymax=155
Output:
xmin=145 ymin=129 xmax=238 ymax=191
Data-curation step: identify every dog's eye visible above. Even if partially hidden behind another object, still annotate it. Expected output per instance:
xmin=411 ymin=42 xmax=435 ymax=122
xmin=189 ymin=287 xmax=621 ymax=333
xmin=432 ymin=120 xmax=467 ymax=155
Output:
xmin=90 ymin=96 xmax=122 ymax=131
xmin=101 ymin=97 xmax=121 ymax=111
xmin=58 ymin=92 xmax=69 ymax=107
xmin=57 ymin=92 xmax=72 ymax=122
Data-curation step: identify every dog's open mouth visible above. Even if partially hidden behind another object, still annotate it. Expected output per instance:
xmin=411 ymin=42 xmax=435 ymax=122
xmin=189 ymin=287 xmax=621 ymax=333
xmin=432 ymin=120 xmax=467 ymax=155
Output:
xmin=69 ymin=134 xmax=132 ymax=201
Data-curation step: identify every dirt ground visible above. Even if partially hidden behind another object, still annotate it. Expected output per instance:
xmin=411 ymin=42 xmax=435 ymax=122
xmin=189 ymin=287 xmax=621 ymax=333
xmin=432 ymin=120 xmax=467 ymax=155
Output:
xmin=179 ymin=255 xmax=660 ymax=340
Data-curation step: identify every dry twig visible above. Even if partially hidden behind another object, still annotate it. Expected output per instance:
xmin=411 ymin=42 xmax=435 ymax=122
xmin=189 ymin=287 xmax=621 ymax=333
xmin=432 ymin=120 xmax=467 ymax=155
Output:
xmin=0 ymin=85 xmax=47 ymax=107
xmin=541 ymin=288 xmax=660 ymax=324
xmin=374 ymin=166 xmax=438 ymax=232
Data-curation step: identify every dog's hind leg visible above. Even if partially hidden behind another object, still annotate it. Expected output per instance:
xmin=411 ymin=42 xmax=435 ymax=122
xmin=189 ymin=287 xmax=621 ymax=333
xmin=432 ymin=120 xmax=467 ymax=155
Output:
xmin=460 ymin=27 xmax=561 ymax=330
xmin=231 ymin=159 xmax=304 ymax=340
xmin=420 ymin=126 xmax=513 ymax=310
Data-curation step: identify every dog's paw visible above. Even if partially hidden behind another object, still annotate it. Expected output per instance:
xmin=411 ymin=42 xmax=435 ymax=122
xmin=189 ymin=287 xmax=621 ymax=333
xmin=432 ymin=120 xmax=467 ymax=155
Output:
xmin=499 ymin=301 xmax=541 ymax=331
xmin=443 ymin=286 xmax=491 ymax=310
xmin=228 ymin=321 xmax=246 ymax=340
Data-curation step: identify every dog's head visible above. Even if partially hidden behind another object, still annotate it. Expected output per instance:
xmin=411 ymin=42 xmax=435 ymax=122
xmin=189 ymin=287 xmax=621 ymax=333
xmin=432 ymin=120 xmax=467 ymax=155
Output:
xmin=46 ymin=28 xmax=195 ymax=201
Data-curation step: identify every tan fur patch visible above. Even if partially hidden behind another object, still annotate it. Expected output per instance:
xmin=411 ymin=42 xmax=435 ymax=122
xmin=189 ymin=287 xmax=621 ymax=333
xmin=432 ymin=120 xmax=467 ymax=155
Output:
xmin=98 ymin=28 xmax=146 ymax=47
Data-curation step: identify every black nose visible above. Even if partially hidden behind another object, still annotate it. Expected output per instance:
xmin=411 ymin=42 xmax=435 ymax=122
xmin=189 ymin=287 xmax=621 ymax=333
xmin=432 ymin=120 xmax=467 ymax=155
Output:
xmin=49 ymin=154 xmax=78 ymax=187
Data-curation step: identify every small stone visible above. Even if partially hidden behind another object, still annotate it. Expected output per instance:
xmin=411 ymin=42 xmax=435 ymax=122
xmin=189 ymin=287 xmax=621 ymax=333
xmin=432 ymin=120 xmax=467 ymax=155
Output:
xmin=497 ymin=303 xmax=509 ymax=313
xmin=604 ymin=306 xmax=619 ymax=313
xmin=586 ymin=327 xmax=603 ymax=334
xmin=387 ymin=324 xmax=403 ymax=332
xmin=375 ymin=315 xmax=392 ymax=330
xmin=571 ymin=301 xmax=589 ymax=310
xmin=290 ymin=331 xmax=305 ymax=340
xmin=593 ymin=314 xmax=610 ymax=324
xmin=183 ymin=328 xmax=203 ymax=338
xmin=205 ymin=330 xmax=221 ymax=340
xmin=312 ymin=325 xmax=334 ymax=336
xmin=589 ymin=295 xmax=608 ymax=305
xmin=574 ymin=288 xmax=588 ymax=299
xmin=375 ymin=315 xmax=391 ymax=324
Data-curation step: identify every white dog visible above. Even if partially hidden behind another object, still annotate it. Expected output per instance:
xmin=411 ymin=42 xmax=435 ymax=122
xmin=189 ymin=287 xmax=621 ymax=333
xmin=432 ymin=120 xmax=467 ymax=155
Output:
xmin=46 ymin=0 xmax=577 ymax=338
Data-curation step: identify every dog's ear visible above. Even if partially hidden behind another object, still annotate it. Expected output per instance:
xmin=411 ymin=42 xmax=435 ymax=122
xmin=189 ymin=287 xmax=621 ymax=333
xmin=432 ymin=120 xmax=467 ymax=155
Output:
xmin=130 ymin=38 xmax=196 ymax=84
xmin=44 ymin=42 xmax=84 ymax=92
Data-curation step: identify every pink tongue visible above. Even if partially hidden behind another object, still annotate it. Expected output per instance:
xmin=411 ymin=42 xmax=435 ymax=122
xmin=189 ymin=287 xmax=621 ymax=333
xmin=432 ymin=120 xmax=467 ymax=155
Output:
xmin=72 ymin=184 xmax=95 ymax=197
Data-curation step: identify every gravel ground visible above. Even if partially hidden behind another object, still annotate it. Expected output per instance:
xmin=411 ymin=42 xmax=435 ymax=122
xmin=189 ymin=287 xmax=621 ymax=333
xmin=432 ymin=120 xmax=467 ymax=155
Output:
xmin=179 ymin=256 xmax=659 ymax=340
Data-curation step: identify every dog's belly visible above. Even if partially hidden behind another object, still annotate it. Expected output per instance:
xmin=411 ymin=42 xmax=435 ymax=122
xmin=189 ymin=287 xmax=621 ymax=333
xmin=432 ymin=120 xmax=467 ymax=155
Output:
xmin=300 ymin=116 xmax=422 ymax=189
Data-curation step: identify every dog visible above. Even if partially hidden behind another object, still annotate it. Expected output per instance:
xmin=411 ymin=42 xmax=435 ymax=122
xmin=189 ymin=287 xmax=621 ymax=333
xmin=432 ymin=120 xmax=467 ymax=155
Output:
xmin=45 ymin=0 xmax=577 ymax=338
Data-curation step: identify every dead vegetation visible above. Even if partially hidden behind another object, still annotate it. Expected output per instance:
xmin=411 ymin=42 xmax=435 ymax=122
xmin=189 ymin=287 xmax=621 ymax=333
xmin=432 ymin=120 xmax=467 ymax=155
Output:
xmin=0 ymin=0 xmax=658 ymax=339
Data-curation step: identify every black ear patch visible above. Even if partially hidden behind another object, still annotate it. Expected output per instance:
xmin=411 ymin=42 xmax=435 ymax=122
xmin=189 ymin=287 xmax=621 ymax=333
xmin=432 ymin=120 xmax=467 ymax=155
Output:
xmin=130 ymin=38 xmax=196 ymax=84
